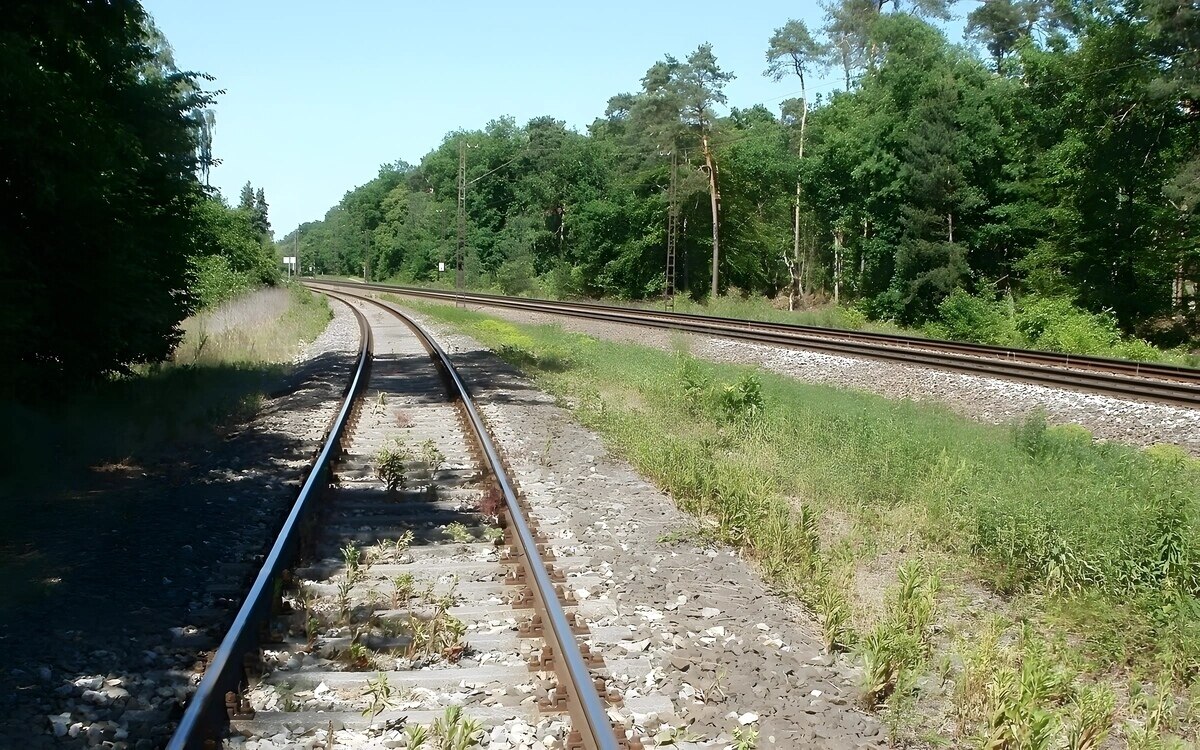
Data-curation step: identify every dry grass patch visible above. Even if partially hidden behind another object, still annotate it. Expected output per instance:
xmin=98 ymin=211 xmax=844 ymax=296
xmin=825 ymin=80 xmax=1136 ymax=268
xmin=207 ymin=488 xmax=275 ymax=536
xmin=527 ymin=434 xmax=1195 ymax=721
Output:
xmin=175 ymin=285 xmax=331 ymax=365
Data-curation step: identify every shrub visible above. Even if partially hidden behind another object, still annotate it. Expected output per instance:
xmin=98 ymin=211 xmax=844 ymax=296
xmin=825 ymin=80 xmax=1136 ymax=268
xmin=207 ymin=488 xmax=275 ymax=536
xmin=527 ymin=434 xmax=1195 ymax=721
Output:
xmin=375 ymin=439 xmax=410 ymax=491
xmin=496 ymin=254 xmax=536 ymax=296
xmin=189 ymin=254 xmax=255 ymax=310
xmin=676 ymin=354 xmax=711 ymax=413
xmin=718 ymin=374 xmax=764 ymax=422
xmin=1014 ymin=296 xmax=1120 ymax=356
xmin=542 ymin=261 xmax=584 ymax=300
xmin=927 ymin=289 xmax=1021 ymax=346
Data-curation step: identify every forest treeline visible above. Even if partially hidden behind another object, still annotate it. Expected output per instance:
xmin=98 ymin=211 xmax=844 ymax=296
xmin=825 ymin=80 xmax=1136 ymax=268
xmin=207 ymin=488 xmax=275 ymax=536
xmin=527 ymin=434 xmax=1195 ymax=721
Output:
xmin=1 ymin=1 xmax=278 ymax=395
xmin=290 ymin=0 xmax=1198 ymax=351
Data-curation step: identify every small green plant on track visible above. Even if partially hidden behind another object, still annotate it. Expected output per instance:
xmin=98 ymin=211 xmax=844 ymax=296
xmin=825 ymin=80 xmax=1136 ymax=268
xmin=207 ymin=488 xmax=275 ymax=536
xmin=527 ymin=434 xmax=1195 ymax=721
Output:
xmin=342 ymin=542 xmax=363 ymax=581
xmin=403 ymin=723 xmax=429 ymax=748
xmin=732 ymin=724 xmax=759 ymax=750
xmin=444 ymin=521 xmax=473 ymax=544
xmin=336 ymin=577 xmax=355 ymax=624
xmin=419 ymin=439 xmax=446 ymax=475
xmin=431 ymin=705 xmax=483 ymax=749
xmin=375 ymin=439 xmax=410 ymax=491
xmin=392 ymin=573 xmax=415 ymax=608
xmin=361 ymin=672 xmax=394 ymax=718
xmin=401 ymin=606 xmax=469 ymax=664
xmin=368 ymin=531 xmax=414 ymax=565
xmin=347 ymin=640 xmax=372 ymax=669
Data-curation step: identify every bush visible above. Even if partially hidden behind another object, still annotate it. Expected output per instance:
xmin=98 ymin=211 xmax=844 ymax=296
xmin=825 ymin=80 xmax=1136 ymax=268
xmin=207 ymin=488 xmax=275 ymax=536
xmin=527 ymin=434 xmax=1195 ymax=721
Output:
xmin=924 ymin=292 xmax=1174 ymax=363
xmin=926 ymin=289 xmax=1021 ymax=346
xmin=496 ymin=254 xmax=536 ymax=296
xmin=542 ymin=261 xmax=584 ymax=300
xmin=189 ymin=255 xmax=255 ymax=310
xmin=718 ymin=373 xmax=764 ymax=422
xmin=1014 ymin=297 xmax=1120 ymax=356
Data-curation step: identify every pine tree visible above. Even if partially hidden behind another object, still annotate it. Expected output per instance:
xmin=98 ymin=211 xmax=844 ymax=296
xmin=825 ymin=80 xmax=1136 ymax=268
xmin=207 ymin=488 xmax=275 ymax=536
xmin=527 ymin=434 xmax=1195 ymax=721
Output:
xmin=238 ymin=181 xmax=254 ymax=210
xmin=252 ymin=187 xmax=270 ymax=237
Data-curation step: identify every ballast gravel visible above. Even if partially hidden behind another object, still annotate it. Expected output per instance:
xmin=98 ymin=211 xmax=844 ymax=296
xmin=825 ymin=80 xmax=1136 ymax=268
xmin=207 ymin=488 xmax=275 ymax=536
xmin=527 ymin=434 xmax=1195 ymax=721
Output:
xmin=452 ymin=303 xmax=1200 ymax=455
xmin=0 ymin=298 xmax=357 ymax=748
xmin=393 ymin=301 xmax=886 ymax=749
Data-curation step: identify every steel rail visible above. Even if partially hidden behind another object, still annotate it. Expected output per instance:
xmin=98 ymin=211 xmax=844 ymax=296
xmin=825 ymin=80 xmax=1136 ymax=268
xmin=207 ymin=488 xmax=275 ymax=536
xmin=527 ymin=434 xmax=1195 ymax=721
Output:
xmin=329 ymin=289 xmax=621 ymax=750
xmin=306 ymin=280 xmax=1200 ymax=408
xmin=314 ymin=280 xmax=1200 ymax=382
xmin=437 ymin=288 xmax=1200 ymax=383
xmin=167 ymin=298 xmax=373 ymax=750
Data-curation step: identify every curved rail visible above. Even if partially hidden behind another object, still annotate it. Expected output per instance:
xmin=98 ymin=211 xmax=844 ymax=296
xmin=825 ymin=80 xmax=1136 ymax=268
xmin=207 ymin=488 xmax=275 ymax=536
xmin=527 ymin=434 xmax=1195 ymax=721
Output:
xmin=168 ymin=298 xmax=373 ymax=749
xmin=326 ymin=289 xmax=621 ymax=750
xmin=308 ymin=280 xmax=1200 ymax=409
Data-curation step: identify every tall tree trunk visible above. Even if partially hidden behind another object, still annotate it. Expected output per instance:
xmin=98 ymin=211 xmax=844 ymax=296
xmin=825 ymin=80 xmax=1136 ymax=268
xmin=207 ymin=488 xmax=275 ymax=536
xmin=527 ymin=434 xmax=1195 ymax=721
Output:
xmin=860 ymin=218 xmax=868 ymax=291
xmin=792 ymin=83 xmax=808 ymax=312
xmin=792 ymin=180 xmax=802 ymax=311
xmin=703 ymin=133 xmax=721 ymax=298
xmin=833 ymin=228 xmax=844 ymax=305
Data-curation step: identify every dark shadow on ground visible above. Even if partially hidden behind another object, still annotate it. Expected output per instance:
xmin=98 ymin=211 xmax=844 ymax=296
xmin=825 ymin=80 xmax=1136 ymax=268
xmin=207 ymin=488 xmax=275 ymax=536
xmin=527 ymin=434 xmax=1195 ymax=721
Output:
xmin=0 ymin=350 xmax=351 ymax=748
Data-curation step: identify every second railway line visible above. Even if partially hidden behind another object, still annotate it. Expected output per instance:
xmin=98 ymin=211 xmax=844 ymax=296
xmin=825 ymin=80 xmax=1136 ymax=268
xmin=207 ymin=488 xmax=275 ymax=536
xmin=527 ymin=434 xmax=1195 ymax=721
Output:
xmin=307 ymin=280 xmax=1200 ymax=410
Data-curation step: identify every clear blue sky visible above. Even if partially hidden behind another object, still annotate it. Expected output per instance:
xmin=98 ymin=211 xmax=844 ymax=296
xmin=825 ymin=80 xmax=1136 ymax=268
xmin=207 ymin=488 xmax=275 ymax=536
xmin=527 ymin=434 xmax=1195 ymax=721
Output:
xmin=145 ymin=1 xmax=974 ymax=236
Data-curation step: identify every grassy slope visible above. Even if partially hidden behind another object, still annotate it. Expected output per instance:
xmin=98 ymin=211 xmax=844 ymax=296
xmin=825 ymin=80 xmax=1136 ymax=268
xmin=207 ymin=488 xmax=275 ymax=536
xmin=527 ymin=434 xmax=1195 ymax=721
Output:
xmin=400 ymin=298 xmax=1200 ymax=749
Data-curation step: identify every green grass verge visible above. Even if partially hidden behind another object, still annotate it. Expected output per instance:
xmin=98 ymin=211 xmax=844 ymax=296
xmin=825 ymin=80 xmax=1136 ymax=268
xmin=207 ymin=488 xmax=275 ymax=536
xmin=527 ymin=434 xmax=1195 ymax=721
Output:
xmin=398 ymin=297 xmax=1200 ymax=748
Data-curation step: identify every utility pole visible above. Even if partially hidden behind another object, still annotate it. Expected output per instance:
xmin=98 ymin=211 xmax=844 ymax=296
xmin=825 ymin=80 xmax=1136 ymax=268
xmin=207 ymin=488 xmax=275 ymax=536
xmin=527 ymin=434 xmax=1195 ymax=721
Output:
xmin=665 ymin=151 xmax=678 ymax=311
xmin=293 ymin=234 xmax=298 ymax=280
xmin=456 ymin=139 xmax=467 ymax=304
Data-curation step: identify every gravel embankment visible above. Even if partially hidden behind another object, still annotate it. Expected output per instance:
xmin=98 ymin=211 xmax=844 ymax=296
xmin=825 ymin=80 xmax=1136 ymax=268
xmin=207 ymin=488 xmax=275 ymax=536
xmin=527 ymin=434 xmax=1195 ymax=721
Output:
xmin=0 ymin=300 xmax=358 ymax=749
xmin=403 ymin=305 xmax=886 ymax=749
xmin=457 ymin=304 xmax=1200 ymax=455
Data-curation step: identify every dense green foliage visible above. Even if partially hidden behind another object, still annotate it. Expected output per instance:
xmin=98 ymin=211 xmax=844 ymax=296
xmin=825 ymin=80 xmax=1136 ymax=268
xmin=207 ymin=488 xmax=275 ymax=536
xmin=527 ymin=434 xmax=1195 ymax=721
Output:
xmin=295 ymin=0 xmax=1198 ymax=351
xmin=191 ymin=182 xmax=280 ymax=308
xmin=0 ymin=1 xmax=278 ymax=396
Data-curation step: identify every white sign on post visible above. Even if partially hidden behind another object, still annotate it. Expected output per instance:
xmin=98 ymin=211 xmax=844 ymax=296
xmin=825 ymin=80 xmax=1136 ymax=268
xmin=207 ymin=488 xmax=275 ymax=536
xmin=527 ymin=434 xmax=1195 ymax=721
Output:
xmin=283 ymin=256 xmax=296 ymax=266
xmin=438 ymin=262 xmax=446 ymax=272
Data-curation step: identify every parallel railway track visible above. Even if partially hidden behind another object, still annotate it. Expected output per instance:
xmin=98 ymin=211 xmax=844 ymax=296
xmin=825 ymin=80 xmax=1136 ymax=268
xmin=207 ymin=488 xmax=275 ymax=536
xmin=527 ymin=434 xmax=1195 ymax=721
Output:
xmin=307 ymin=280 xmax=1200 ymax=409
xmin=169 ymin=292 xmax=627 ymax=749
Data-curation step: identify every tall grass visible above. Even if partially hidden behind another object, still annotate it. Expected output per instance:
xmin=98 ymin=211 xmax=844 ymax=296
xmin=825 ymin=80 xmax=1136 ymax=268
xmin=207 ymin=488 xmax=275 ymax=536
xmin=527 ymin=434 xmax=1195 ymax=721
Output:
xmin=403 ymin=299 xmax=1200 ymax=745
xmin=174 ymin=284 xmax=331 ymax=365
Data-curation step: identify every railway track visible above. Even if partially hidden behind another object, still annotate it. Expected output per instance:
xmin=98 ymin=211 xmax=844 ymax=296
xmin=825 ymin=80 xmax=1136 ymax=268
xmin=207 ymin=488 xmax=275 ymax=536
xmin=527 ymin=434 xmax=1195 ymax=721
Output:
xmin=306 ymin=280 xmax=1200 ymax=409
xmin=169 ymin=293 xmax=629 ymax=749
